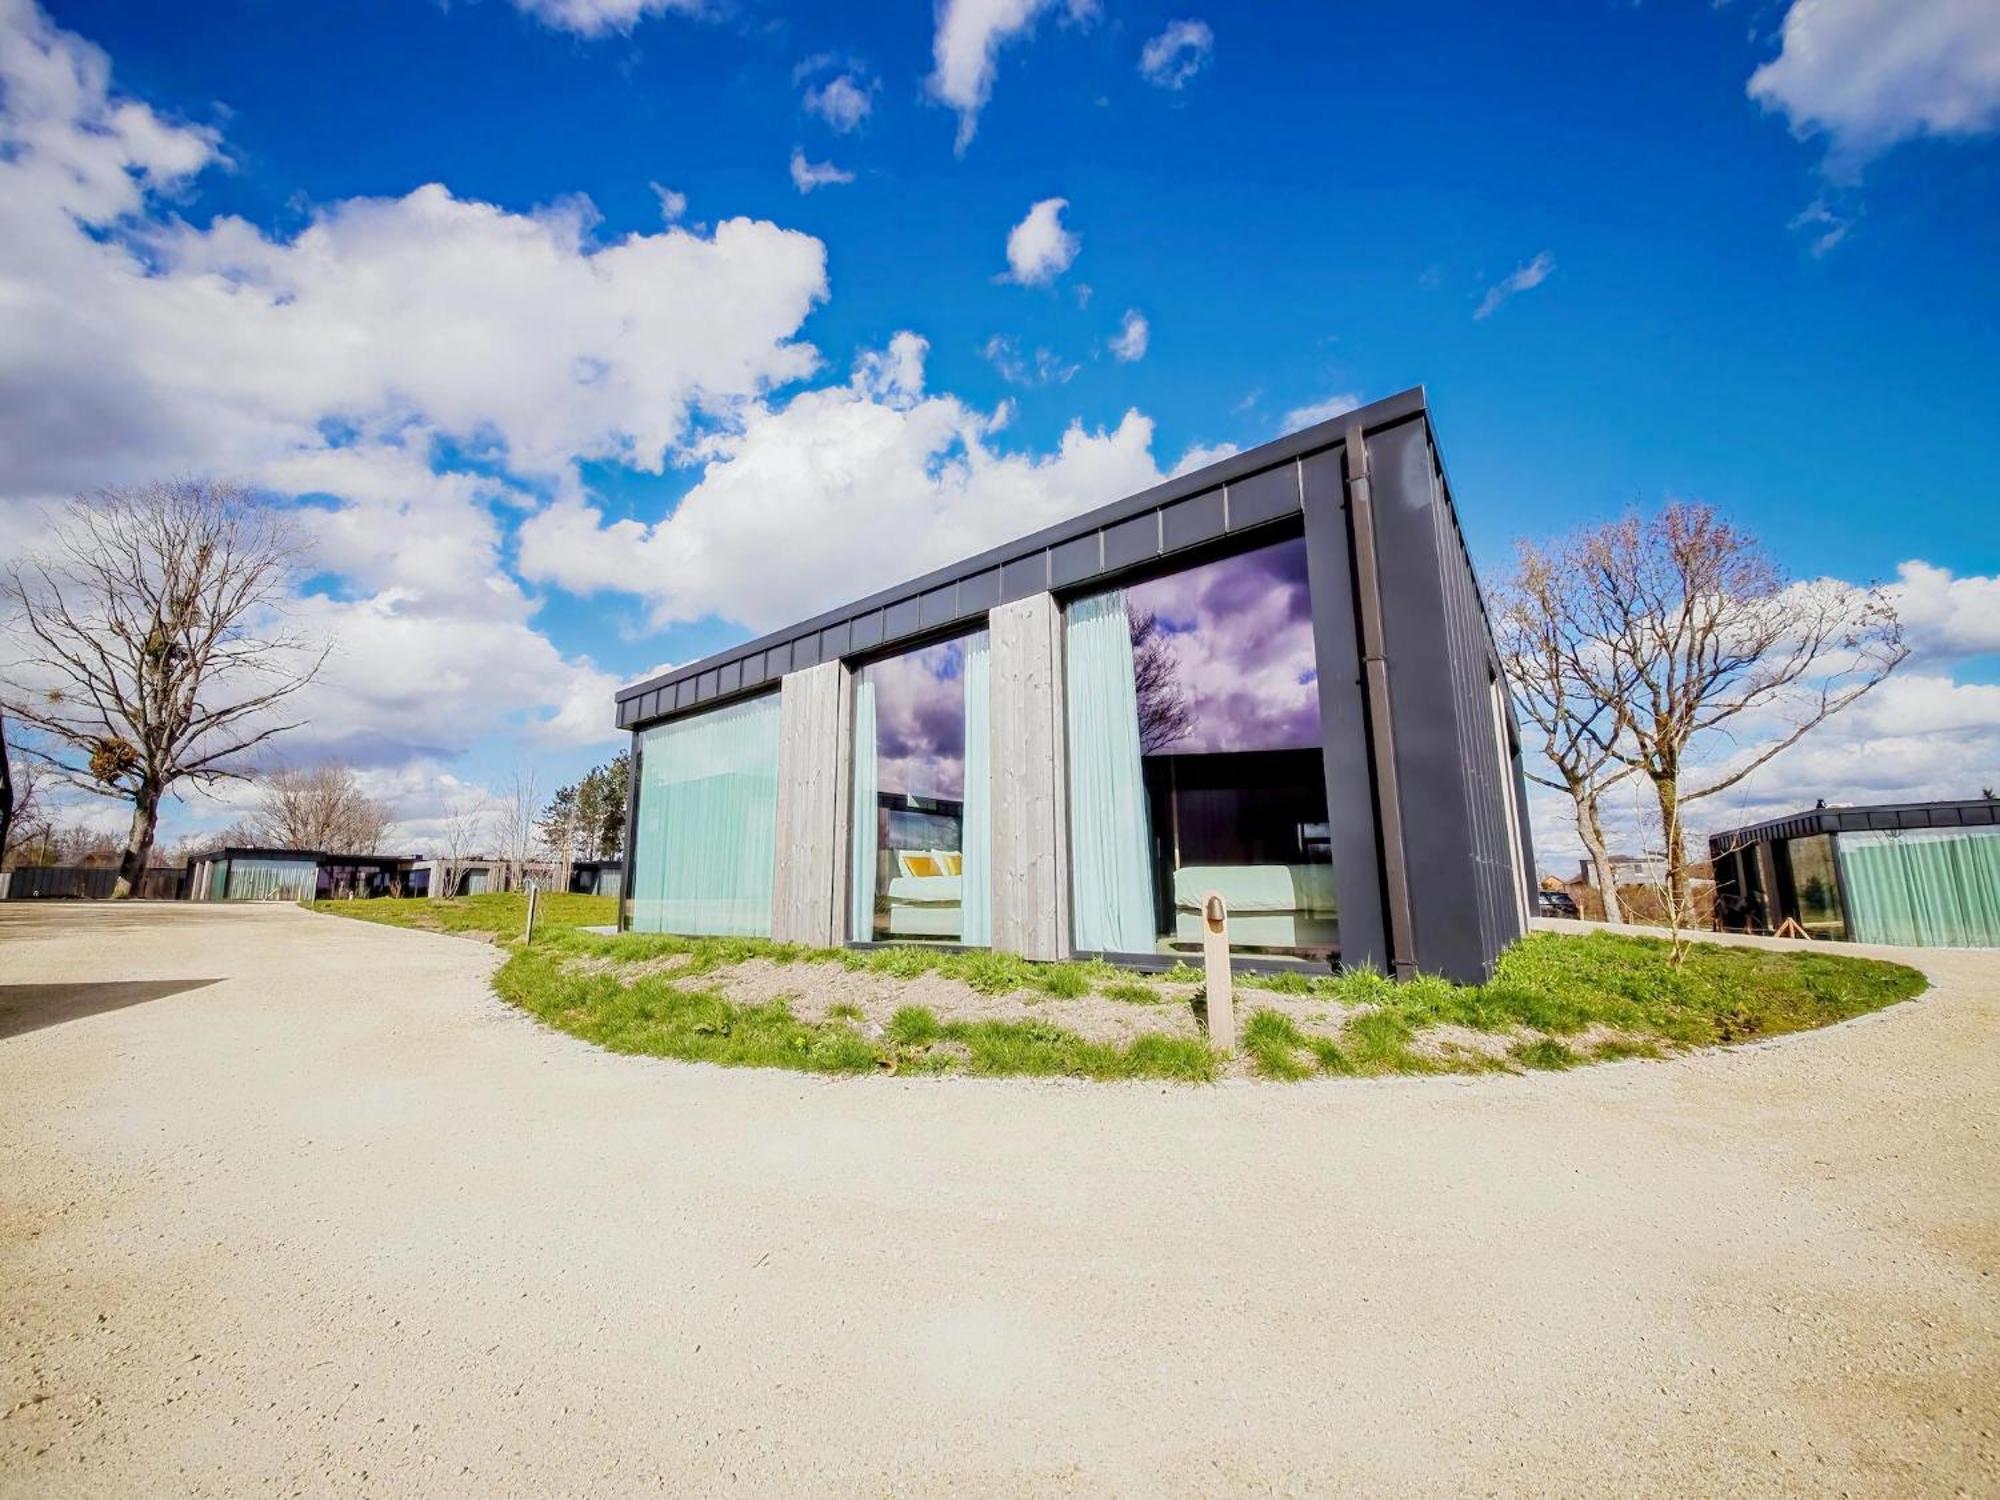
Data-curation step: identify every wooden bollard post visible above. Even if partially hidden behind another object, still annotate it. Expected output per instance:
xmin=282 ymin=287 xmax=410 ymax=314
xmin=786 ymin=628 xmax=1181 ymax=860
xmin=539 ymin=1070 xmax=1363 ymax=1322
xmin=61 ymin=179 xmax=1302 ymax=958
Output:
xmin=524 ymin=880 xmax=539 ymax=944
xmin=1202 ymin=892 xmax=1234 ymax=1054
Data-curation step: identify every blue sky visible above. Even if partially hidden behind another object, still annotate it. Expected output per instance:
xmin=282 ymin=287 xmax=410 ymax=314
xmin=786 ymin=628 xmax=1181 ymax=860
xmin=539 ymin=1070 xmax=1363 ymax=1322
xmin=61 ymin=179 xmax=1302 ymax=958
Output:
xmin=3 ymin=0 xmax=1997 ymax=860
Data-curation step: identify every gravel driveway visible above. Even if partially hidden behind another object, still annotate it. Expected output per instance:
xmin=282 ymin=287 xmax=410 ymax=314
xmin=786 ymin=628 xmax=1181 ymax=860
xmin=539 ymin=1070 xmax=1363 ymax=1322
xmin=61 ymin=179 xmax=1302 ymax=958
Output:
xmin=3 ymin=903 xmax=1995 ymax=1497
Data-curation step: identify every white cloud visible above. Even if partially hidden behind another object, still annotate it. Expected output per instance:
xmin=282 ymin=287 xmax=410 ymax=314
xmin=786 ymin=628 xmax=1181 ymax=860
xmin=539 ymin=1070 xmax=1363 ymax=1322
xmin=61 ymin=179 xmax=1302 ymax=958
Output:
xmin=1138 ymin=19 xmax=1213 ymax=90
xmin=1001 ymin=196 xmax=1079 ymax=285
xmin=1474 ymin=250 xmax=1555 ymax=320
xmin=0 ymin=20 xmax=829 ymax=498
xmin=516 ymin=333 xmax=1170 ymax=634
xmin=789 ymin=147 xmax=855 ymax=193
xmin=1281 ymin=393 xmax=1361 ymax=430
xmin=982 ymin=335 xmax=1077 ymax=387
xmin=800 ymin=64 xmax=875 ymax=133
xmin=1108 ymin=308 xmax=1149 ymax=362
xmin=1788 ymin=195 xmax=1854 ymax=255
xmin=1884 ymin=560 xmax=2000 ymax=663
xmin=0 ymin=0 xmax=808 ymax=795
xmin=927 ymin=0 xmax=1097 ymax=153
xmin=1748 ymin=0 xmax=2000 ymax=168
xmin=1170 ymin=441 xmax=1239 ymax=477
xmin=507 ymin=0 xmax=705 ymax=38
xmin=651 ymin=182 xmax=687 ymax=222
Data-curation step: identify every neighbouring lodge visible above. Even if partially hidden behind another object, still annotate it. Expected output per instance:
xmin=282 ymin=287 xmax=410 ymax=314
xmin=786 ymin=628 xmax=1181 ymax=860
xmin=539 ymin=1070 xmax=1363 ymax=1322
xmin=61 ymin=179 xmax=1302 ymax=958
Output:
xmin=612 ymin=388 xmax=1536 ymax=983
xmin=2 ymin=851 xmax=625 ymax=903
xmin=1710 ymin=799 xmax=2000 ymax=949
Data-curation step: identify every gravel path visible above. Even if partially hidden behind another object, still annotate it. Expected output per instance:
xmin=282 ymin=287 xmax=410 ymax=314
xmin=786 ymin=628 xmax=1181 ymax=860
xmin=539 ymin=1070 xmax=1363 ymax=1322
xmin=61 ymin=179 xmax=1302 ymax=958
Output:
xmin=2 ymin=903 xmax=1995 ymax=1497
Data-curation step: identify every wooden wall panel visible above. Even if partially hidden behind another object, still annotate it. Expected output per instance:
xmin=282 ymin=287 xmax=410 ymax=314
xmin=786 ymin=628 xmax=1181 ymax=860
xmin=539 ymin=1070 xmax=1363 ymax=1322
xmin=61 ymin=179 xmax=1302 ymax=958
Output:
xmin=989 ymin=593 xmax=1071 ymax=960
xmin=772 ymin=661 xmax=849 ymax=947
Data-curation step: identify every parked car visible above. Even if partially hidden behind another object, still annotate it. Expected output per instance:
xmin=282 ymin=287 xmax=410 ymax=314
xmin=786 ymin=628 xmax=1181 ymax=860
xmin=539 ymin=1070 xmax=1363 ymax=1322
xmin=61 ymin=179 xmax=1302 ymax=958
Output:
xmin=1537 ymin=889 xmax=1581 ymax=918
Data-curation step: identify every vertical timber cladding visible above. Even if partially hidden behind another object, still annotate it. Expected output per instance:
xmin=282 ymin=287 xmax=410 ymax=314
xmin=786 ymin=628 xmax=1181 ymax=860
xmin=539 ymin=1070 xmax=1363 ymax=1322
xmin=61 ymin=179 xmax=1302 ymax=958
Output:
xmin=987 ymin=593 xmax=1071 ymax=960
xmin=1364 ymin=416 xmax=1531 ymax=983
xmin=771 ymin=660 xmax=851 ymax=946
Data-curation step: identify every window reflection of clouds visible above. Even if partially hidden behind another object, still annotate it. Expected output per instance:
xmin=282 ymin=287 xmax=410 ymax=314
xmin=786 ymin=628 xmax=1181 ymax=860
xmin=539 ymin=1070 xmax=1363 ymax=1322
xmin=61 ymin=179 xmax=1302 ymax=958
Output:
xmin=1126 ymin=537 xmax=1321 ymax=755
xmin=872 ymin=638 xmax=966 ymax=799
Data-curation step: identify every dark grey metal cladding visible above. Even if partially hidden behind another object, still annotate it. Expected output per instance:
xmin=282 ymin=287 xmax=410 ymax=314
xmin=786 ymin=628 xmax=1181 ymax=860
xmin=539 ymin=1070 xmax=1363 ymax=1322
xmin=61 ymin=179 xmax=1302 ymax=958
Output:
xmin=612 ymin=387 xmax=1429 ymax=729
xmin=1706 ymin=798 xmax=2000 ymax=854
xmin=1366 ymin=415 xmax=1528 ymax=983
xmin=1298 ymin=448 xmax=1388 ymax=975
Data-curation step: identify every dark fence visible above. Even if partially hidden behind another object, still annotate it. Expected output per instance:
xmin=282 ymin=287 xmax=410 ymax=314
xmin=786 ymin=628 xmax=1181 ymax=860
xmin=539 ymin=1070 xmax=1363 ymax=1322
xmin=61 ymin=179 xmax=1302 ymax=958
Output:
xmin=1 ymin=866 xmax=189 ymax=900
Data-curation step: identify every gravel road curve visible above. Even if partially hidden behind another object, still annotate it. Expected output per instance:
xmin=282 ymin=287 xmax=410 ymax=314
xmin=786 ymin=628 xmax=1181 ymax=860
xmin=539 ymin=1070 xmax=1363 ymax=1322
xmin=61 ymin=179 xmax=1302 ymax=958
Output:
xmin=2 ymin=903 xmax=1995 ymax=1496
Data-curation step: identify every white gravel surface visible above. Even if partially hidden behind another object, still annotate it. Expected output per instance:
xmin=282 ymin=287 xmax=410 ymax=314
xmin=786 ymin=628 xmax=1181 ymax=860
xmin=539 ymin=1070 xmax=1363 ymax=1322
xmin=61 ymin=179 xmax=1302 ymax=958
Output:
xmin=2 ymin=902 xmax=1996 ymax=1497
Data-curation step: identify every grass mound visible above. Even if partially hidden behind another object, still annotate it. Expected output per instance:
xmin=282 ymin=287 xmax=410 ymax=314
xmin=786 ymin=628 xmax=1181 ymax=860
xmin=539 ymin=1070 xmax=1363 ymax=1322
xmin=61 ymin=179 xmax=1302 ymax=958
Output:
xmin=1234 ymin=931 xmax=1925 ymax=1079
xmin=321 ymin=898 xmax=1928 ymax=1086
xmin=492 ymin=945 xmax=1216 ymax=1082
xmin=314 ymin=891 xmax=615 ymax=939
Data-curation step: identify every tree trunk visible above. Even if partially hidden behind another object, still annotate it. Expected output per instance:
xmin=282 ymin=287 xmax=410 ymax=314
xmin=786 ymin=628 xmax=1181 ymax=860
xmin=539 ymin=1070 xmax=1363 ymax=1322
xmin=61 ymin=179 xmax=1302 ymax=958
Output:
xmin=1653 ymin=773 xmax=1687 ymax=916
xmin=1575 ymin=790 xmax=1624 ymax=925
xmin=112 ymin=784 xmax=160 ymax=900
xmin=0 ymin=708 xmax=14 ymax=862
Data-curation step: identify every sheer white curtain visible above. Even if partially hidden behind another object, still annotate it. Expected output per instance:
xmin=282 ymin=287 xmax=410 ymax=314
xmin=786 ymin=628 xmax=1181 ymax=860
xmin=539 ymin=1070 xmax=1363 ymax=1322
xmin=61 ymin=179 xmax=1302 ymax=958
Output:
xmin=848 ymin=669 xmax=879 ymax=940
xmin=960 ymin=630 xmax=992 ymax=945
xmin=631 ymin=693 xmax=781 ymax=936
xmin=1065 ymin=590 xmax=1156 ymax=952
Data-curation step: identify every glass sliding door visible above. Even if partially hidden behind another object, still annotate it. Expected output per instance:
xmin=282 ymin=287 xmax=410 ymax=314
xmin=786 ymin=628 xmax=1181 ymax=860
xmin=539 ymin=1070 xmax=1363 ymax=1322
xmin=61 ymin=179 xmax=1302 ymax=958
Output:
xmin=1066 ymin=534 xmax=1336 ymax=957
xmin=850 ymin=631 xmax=990 ymax=944
xmin=1835 ymin=827 xmax=2000 ymax=948
xmin=1783 ymin=833 xmax=1846 ymax=940
xmin=630 ymin=693 xmax=781 ymax=936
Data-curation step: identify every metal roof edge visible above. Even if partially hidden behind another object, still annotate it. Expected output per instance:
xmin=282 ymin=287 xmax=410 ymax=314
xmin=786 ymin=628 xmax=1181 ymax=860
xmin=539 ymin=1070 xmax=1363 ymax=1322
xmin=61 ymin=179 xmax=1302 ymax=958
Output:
xmin=613 ymin=386 xmax=1430 ymax=710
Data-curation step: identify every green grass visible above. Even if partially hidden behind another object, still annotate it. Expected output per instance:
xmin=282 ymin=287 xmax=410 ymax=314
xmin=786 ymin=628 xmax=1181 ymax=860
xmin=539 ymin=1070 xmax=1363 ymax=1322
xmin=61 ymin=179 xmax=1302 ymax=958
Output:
xmin=315 ymin=890 xmax=616 ymax=939
xmin=489 ymin=950 xmax=1219 ymax=1082
xmin=1100 ymin=980 xmax=1165 ymax=1005
xmin=328 ymin=900 xmax=1927 ymax=1087
xmin=1236 ymin=931 xmax=1926 ymax=1080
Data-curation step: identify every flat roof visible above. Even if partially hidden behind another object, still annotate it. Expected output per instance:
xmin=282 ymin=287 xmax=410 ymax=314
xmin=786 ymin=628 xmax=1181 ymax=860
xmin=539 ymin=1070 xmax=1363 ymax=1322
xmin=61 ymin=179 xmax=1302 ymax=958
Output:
xmin=614 ymin=385 xmax=1446 ymax=731
xmin=205 ymin=847 xmax=418 ymax=864
xmin=1707 ymin=799 xmax=2000 ymax=849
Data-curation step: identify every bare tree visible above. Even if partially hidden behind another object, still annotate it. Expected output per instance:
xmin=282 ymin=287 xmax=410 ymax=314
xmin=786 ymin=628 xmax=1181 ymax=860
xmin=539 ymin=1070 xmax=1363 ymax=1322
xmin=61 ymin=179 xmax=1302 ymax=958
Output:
xmin=1568 ymin=503 xmax=1905 ymax=905
xmin=1 ymin=481 xmax=325 ymax=897
xmin=1496 ymin=541 xmax=1638 ymax=923
xmin=496 ymin=770 xmax=540 ymax=892
xmin=1128 ymin=605 xmax=1195 ymax=754
xmin=239 ymin=764 xmax=393 ymax=855
xmin=434 ymin=793 xmax=491 ymax=900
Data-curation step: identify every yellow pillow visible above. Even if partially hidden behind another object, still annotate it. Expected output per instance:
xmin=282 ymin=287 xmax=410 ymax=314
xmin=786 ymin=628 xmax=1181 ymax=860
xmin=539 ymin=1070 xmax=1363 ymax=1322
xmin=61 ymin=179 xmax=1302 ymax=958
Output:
xmin=898 ymin=852 xmax=942 ymax=878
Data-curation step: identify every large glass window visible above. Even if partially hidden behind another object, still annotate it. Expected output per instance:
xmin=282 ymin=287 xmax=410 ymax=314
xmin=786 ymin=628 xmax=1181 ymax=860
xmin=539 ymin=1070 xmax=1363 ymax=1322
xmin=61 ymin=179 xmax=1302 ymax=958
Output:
xmin=850 ymin=632 xmax=990 ymax=944
xmin=1784 ymin=834 xmax=1846 ymax=939
xmin=630 ymin=693 xmax=780 ymax=936
xmin=1066 ymin=535 xmax=1335 ymax=957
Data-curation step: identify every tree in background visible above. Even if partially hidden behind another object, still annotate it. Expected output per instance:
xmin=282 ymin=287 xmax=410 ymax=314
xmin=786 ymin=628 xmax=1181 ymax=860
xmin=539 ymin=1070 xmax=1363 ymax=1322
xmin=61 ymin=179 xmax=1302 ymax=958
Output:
xmin=1497 ymin=541 xmax=1639 ymax=924
xmin=0 ymin=481 xmax=324 ymax=897
xmin=495 ymin=770 xmax=540 ymax=891
xmin=1572 ymin=503 xmax=1904 ymax=908
xmin=434 ymin=793 xmax=492 ymax=899
xmin=1 ymin=725 xmax=52 ymax=868
xmin=1128 ymin=605 xmax=1195 ymax=754
xmin=233 ymin=764 xmax=392 ymax=854
xmin=538 ymin=752 xmax=630 ymax=881
xmin=1501 ymin=501 xmax=1905 ymax=919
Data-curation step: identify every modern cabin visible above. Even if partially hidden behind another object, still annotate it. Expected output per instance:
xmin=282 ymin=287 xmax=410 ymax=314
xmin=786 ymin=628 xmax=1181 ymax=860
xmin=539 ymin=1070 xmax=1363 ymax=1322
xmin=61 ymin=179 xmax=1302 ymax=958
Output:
xmin=610 ymin=387 xmax=1535 ymax=983
xmin=1710 ymin=799 xmax=2000 ymax=948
